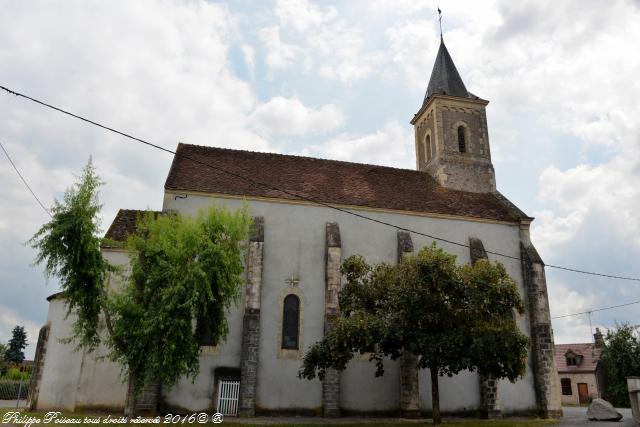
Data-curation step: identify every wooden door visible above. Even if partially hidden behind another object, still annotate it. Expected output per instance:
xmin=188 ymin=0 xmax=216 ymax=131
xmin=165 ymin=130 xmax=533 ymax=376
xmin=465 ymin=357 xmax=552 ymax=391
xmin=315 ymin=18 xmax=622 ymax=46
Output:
xmin=578 ymin=383 xmax=589 ymax=404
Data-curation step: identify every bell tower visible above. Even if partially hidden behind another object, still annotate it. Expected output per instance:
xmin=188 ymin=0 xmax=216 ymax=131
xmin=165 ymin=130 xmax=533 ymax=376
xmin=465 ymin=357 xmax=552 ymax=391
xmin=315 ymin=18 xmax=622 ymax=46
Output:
xmin=410 ymin=38 xmax=496 ymax=193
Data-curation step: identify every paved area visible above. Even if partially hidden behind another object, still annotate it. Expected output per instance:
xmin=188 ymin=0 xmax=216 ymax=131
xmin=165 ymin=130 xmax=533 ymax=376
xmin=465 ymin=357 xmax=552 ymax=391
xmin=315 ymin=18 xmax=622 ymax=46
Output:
xmin=558 ymin=406 xmax=636 ymax=426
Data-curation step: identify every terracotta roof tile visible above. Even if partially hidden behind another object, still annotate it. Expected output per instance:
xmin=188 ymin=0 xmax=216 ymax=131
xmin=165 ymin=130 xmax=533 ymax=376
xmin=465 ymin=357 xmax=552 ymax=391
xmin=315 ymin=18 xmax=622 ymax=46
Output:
xmin=163 ymin=143 xmax=526 ymax=223
xmin=555 ymin=343 xmax=602 ymax=373
xmin=102 ymin=209 xmax=162 ymax=247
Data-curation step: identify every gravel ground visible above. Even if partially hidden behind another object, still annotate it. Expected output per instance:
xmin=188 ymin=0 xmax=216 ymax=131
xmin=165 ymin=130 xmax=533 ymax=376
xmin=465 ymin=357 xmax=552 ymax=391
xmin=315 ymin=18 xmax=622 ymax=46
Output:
xmin=558 ymin=406 xmax=636 ymax=426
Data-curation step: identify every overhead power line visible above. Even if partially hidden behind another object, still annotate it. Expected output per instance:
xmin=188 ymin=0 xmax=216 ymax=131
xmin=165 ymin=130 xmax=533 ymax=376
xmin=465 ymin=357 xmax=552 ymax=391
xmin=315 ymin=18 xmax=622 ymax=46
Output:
xmin=552 ymin=298 xmax=640 ymax=319
xmin=0 ymin=140 xmax=51 ymax=217
xmin=2 ymin=83 xmax=640 ymax=283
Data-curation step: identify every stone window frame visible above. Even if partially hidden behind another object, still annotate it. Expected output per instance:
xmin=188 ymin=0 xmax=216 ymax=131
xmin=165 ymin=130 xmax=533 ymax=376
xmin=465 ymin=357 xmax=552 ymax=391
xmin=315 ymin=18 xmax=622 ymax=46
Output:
xmin=425 ymin=130 xmax=434 ymax=164
xmin=452 ymin=120 xmax=471 ymax=154
xmin=281 ymin=294 xmax=300 ymax=350
xmin=277 ymin=286 xmax=305 ymax=359
xmin=560 ymin=378 xmax=572 ymax=395
xmin=417 ymin=139 xmax=426 ymax=168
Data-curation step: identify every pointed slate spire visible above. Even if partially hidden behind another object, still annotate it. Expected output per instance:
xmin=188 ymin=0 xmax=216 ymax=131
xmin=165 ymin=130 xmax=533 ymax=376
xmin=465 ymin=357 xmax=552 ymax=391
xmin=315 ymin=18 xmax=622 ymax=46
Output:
xmin=424 ymin=38 xmax=469 ymax=103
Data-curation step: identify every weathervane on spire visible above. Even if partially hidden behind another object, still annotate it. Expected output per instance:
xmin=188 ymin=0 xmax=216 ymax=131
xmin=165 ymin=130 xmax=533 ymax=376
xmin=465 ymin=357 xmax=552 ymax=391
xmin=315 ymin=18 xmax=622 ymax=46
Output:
xmin=437 ymin=6 xmax=443 ymax=40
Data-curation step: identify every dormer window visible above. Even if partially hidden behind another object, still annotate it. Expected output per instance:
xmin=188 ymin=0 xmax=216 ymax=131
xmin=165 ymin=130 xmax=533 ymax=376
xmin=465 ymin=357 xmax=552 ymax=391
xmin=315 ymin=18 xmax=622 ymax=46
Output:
xmin=565 ymin=350 xmax=583 ymax=367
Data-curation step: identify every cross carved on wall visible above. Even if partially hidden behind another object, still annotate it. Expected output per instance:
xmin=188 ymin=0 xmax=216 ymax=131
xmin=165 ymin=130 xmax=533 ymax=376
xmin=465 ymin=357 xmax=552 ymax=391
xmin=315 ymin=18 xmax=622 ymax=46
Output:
xmin=285 ymin=274 xmax=300 ymax=288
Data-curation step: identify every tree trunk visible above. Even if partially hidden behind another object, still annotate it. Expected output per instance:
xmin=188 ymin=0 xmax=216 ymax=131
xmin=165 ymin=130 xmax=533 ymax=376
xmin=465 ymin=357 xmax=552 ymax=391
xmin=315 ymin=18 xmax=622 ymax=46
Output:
xmin=124 ymin=367 xmax=137 ymax=417
xmin=430 ymin=368 xmax=441 ymax=425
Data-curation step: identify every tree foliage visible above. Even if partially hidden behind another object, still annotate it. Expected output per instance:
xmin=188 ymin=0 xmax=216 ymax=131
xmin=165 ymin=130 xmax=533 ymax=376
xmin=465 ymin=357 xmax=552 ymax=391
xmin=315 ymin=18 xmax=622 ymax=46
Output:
xmin=107 ymin=206 xmax=250 ymax=391
xmin=30 ymin=160 xmax=110 ymax=349
xmin=30 ymin=160 xmax=251 ymax=404
xmin=4 ymin=326 xmax=28 ymax=364
xmin=600 ymin=323 xmax=640 ymax=407
xmin=300 ymin=244 xmax=529 ymax=423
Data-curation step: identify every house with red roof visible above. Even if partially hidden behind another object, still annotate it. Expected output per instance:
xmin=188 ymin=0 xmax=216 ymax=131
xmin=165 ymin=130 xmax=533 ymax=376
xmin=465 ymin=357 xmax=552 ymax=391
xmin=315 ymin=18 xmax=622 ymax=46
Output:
xmin=555 ymin=329 xmax=607 ymax=405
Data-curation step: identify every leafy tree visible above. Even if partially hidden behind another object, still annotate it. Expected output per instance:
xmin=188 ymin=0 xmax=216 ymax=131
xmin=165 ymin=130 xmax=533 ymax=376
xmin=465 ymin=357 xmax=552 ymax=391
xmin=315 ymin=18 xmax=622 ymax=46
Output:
xmin=30 ymin=160 xmax=250 ymax=414
xmin=600 ymin=323 xmax=640 ymax=407
xmin=299 ymin=244 xmax=529 ymax=425
xmin=0 ymin=343 xmax=6 ymax=359
xmin=109 ymin=206 xmax=250 ymax=411
xmin=5 ymin=326 xmax=28 ymax=364
xmin=30 ymin=160 xmax=109 ymax=349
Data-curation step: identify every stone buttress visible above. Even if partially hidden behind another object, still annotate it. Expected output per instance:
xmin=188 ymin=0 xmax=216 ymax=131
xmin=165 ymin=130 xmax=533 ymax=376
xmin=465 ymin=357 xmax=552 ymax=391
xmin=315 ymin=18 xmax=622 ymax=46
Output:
xmin=238 ymin=217 xmax=265 ymax=417
xmin=322 ymin=222 xmax=342 ymax=417
xmin=519 ymin=221 xmax=562 ymax=418
xmin=397 ymin=231 xmax=420 ymax=418
xmin=468 ymin=237 xmax=501 ymax=419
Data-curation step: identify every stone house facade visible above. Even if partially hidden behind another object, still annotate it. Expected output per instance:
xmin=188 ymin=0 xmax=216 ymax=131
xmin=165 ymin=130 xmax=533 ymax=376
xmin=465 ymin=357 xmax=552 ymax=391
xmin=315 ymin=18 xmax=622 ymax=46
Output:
xmin=28 ymin=38 xmax=562 ymax=418
xmin=555 ymin=329 xmax=606 ymax=405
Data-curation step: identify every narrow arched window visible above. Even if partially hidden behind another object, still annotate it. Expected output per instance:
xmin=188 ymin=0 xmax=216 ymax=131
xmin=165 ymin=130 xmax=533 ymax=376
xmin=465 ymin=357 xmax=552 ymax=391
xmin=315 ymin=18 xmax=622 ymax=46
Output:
xmin=417 ymin=141 xmax=425 ymax=167
xmin=282 ymin=295 xmax=300 ymax=349
xmin=426 ymin=134 xmax=432 ymax=162
xmin=458 ymin=126 xmax=466 ymax=153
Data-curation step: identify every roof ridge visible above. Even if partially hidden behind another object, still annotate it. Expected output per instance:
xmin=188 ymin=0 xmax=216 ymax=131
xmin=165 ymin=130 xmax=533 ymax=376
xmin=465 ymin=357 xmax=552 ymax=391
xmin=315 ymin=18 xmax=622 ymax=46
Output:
xmin=176 ymin=142 xmax=427 ymax=175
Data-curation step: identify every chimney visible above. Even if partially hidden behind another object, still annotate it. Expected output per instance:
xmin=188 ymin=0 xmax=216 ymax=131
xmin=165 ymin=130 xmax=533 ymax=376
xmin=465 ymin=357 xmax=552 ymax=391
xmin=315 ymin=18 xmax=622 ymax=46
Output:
xmin=594 ymin=328 xmax=604 ymax=348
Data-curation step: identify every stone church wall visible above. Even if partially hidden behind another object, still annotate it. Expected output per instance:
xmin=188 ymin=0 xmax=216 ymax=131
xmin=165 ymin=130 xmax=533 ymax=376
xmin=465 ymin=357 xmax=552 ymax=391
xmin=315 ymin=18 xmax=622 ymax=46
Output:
xmin=160 ymin=192 xmax=539 ymax=415
xmin=36 ymin=192 xmax=542 ymax=415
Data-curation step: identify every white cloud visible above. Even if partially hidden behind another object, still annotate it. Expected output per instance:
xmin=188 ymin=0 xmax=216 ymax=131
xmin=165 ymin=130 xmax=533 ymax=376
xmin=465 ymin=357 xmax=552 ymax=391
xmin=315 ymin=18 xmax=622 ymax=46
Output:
xmin=241 ymin=44 xmax=256 ymax=79
xmin=549 ymin=282 xmax=596 ymax=344
xmin=249 ymin=96 xmax=344 ymax=136
xmin=301 ymin=121 xmax=414 ymax=168
xmin=259 ymin=26 xmax=301 ymax=71
xmin=533 ymin=156 xmax=640 ymax=256
xmin=275 ymin=0 xmax=337 ymax=32
xmin=260 ymin=0 xmax=382 ymax=84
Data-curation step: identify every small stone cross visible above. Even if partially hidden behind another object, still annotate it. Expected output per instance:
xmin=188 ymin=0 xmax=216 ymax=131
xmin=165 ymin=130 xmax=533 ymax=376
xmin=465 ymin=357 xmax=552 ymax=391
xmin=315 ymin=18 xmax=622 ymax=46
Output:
xmin=285 ymin=274 xmax=300 ymax=288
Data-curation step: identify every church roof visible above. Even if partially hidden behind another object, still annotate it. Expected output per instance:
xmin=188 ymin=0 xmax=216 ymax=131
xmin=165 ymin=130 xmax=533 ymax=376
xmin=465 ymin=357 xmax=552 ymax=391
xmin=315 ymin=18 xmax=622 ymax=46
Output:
xmin=424 ymin=39 xmax=474 ymax=103
xmin=102 ymin=209 xmax=162 ymax=248
xmin=162 ymin=143 xmax=526 ymax=223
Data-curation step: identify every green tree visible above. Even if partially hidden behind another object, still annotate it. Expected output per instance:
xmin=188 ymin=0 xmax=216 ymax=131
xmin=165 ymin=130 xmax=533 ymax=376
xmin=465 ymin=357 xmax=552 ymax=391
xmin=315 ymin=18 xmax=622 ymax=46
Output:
xmin=600 ymin=323 xmax=640 ymax=407
xmin=30 ymin=160 xmax=109 ymax=349
xmin=0 ymin=342 xmax=6 ymax=359
xmin=5 ymin=326 xmax=28 ymax=364
xmin=30 ymin=160 xmax=250 ymax=414
xmin=110 ymin=206 xmax=250 ymax=414
xmin=299 ymin=244 xmax=529 ymax=425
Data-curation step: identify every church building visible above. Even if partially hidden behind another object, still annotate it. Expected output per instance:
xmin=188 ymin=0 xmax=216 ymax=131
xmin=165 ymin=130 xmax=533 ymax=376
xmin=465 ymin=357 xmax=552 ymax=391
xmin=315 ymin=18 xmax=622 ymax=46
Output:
xmin=28 ymin=37 xmax=562 ymax=418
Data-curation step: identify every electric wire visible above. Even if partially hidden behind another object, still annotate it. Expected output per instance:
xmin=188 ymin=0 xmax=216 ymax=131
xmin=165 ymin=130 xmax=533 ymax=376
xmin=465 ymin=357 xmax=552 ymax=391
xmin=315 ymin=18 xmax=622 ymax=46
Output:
xmin=0 ymin=139 xmax=51 ymax=217
xmin=2 ymin=84 xmax=639 ymax=283
xmin=551 ymin=299 xmax=640 ymax=319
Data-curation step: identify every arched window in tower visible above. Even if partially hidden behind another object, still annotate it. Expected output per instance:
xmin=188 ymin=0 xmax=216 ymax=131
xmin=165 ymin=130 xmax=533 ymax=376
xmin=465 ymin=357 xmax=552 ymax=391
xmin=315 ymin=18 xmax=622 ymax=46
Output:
xmin=457 ymin=126 xmax=466 ymax=153
xmin=417 ymin=141 xmax=425 ymax=167
xmin=282 ymin=294 xmax=300 ymax=349
xmin=426 ymin=134 xmax=432 ymax=162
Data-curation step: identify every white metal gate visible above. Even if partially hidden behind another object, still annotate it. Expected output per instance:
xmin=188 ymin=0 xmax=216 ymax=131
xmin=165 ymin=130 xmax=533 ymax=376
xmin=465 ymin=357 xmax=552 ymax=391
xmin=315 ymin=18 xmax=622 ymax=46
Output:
xmin=216 ymin=380 xmax=240 ymax=416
